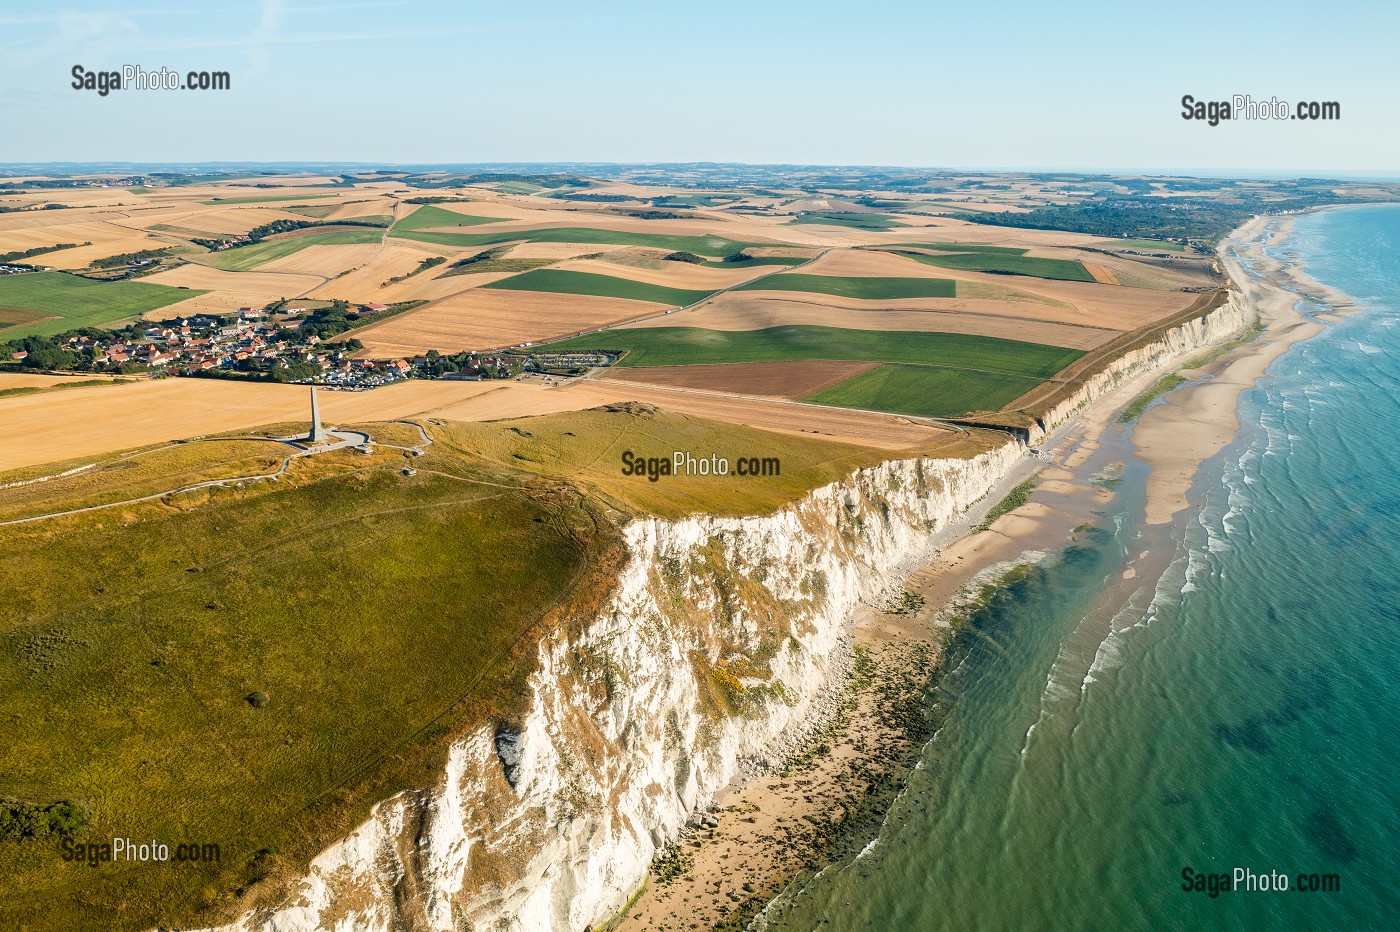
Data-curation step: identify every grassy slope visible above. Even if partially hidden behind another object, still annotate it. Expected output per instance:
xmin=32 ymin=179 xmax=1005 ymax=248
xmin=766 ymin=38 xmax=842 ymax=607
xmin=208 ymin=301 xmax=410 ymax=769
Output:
xmin=0 ymin=406 xmax=980 ymax=929
xmin=482 ymin=269 xmax=715 ymax=306
xmin=735 ymin=273 xmax=955 ymax=299
xmin=202 ymin=229 xmax=384 ymax=271
xmin=548 ymin=325 xmax=1083 ymax=377
xmin=0 ymin=438 xmax=284 ymax=522
xmin=0 ymin=272 xmax=203 ymax=339
xmin=804 ymin=363 xmax=1042 ymax=418
xmin=390 ymin=224 xmax=766 ymax=256
xmin=897 ymin=251 xmax=1094 ymax=282
xmin=439 ymin=405 xmax=914 ymax=519
xmin=0 ymin=438 xmax=617 ymax=931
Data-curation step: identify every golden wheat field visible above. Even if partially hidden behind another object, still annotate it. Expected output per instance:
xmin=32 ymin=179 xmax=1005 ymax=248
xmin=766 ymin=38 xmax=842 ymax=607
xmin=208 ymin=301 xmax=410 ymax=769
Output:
xmin=142 ymin=264 xmax=325 ymax=311
xmin=255 ymin=243 xmax=385 ymax=276
xmin=0 ymin=377 xmax=542 ymax=472
xmin=354 ymin=289 xmax=669 ymax=356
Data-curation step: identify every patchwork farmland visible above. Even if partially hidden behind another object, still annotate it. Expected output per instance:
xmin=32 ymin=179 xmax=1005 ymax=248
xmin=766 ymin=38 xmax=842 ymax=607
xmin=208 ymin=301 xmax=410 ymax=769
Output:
xmin=1 ymin=169 xmax=1220 ymax=434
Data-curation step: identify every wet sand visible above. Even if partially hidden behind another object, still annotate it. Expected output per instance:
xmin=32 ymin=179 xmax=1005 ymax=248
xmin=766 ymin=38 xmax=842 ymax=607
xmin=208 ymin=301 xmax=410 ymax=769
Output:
xmin=1135 ymin=215 xmax=1339 ymax=525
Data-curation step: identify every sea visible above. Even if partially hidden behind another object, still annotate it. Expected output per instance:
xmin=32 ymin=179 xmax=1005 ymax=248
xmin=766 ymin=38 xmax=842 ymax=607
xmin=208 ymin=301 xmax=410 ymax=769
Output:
xmin=757 ymin=205 xmax=1400 ymax=931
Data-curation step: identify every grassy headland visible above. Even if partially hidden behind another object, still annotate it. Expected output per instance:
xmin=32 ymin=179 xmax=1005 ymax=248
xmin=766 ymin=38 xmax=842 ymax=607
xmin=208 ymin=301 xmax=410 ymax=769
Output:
xmin=0 ymin=405 xmax=984 ymax=930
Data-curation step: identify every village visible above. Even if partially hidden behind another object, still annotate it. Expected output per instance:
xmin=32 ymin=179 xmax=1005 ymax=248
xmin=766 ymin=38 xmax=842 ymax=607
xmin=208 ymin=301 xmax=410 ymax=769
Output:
xmin=6 ymin=301 xmax=533 ymax=390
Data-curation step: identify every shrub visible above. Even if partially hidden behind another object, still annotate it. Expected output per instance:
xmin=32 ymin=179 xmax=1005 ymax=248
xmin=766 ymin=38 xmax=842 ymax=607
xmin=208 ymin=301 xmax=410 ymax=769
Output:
xmin=0 ymin=799 xmax=88 ymax=841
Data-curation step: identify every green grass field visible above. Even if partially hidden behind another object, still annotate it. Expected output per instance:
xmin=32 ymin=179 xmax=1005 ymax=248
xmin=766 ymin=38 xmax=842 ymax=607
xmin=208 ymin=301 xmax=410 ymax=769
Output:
xmin=1099 ymin=238 xmax=1185 ymax=252
xmin=548 ymin=325 xmax=1083 ymax=376
xmin=391 ymin=204 xmax=508 ymax=233
xmin=202 ymin=229 xmax=384 ymax=271
xmin=199 ymin=194 xmax=338 ymax=205
xmin=895 ymin=251 xmax=1095 ymax=282
xmin=789 ymin=212 xmax=900 ymax=231
xmin=390 ymin=224 xmax=766 ymax=255
xmin=483 ymin=269 xmax=715 ymax=306
xmin=0 ymin=273 xmax=202 ymax=338
xmin=881 ymin=242 xmax=1028 ymax=256
xmin=736 ymin=273 xmax=955 ymax=300
xmin=803 ymin=363 xmax=1041 ymax=418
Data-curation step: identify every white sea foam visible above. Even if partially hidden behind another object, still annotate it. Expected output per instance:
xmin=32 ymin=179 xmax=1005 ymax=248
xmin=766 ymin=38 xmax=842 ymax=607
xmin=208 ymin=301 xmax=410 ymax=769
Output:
xmin=1181 ymin=544 xmax=1210 ymax=594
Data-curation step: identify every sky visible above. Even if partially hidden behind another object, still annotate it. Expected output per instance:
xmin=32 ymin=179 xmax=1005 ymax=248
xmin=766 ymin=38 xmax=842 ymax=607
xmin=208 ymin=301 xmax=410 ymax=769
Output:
xmin=2 ymin=0 xmax=1397 ymax=175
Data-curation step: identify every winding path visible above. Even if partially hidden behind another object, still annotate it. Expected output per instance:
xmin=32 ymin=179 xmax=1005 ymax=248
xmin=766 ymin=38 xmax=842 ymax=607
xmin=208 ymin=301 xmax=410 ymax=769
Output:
xmin=0 ymin=429 xmax=370 ymax=527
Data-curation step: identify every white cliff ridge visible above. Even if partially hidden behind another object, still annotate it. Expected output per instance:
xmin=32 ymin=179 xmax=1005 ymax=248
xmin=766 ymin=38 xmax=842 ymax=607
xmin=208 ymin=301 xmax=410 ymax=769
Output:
xmin=208 ymin=294 xmax=1250 ymax=932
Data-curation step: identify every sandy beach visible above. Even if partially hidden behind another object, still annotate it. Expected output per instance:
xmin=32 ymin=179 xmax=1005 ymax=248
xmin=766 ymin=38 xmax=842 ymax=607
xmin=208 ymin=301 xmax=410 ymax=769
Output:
xmin=1133 ymin=214 xmax=1346 ymax=525
xmin=617 ymin=212 xmax=1347 ymax=930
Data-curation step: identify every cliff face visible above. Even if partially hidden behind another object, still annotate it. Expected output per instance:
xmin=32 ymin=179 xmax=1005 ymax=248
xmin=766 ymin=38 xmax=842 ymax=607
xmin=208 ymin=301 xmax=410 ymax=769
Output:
xmin=210 ymin=291 xmax=1251 ymax=932
xmin=217 ymin=445 xmax=1020 ymax=932
xmin=1030 ymin=290 xmax=1254 ymax=442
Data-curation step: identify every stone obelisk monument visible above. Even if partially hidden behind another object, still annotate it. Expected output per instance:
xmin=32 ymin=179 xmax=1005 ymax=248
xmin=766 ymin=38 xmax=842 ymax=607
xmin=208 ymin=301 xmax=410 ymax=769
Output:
xmin=306 ymin=385 xmax=328 ymax=443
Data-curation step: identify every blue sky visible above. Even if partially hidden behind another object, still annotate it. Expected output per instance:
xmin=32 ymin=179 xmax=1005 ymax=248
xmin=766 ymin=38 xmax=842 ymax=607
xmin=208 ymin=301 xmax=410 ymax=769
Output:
xmin=2 ymin=0 xmax=1396 ymax=174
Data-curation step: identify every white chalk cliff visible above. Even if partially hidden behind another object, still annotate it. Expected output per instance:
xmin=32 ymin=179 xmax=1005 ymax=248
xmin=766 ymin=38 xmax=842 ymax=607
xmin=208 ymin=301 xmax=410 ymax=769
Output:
xmin=208 ymin=293 xmax=1250 ymax=932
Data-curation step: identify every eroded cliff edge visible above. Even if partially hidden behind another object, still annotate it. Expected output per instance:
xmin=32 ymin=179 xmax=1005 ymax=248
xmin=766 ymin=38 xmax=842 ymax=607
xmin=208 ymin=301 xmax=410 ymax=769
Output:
xmin=212 ymin=289 xmax=1253 ymax=932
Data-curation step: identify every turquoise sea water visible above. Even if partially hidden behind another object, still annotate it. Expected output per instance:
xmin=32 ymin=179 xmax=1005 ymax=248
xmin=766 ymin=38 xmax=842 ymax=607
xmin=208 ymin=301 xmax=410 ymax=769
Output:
xmin=759 ymin=206 xmax=1400 ymax=931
